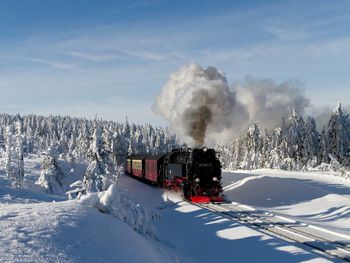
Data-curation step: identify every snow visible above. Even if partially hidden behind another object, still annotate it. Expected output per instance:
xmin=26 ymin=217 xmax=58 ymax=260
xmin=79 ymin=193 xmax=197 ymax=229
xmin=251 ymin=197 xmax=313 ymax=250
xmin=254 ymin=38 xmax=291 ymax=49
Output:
xmin=0 ymin=201 xmax=169 ymax=263
xmin=118 ymin=174 xmax=336 ymax=263
xmin=1 ymin=154 xmax=349 ymax=262
xmin=0 ymin=156 xmax=172 ymax=263
xmin=222 ymin=169 xmax=350 ymax=237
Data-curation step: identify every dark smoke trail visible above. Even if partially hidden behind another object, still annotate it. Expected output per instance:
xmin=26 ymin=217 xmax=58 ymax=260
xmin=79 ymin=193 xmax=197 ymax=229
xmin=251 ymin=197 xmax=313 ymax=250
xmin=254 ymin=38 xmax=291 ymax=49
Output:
xmin=183 ymin=105 xmax=213 ymax=146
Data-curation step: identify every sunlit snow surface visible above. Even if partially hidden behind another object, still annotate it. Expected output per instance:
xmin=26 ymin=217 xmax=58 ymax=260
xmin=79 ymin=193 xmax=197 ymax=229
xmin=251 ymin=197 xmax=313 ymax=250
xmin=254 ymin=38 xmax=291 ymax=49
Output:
xmin=0 ymin=155 xmax=348 ymax=262
xmin=0 ymin=155 xmax=172 ymax=263
xmin=222 ymin=169 xmax=350 ymax=236
xmin=119 ymin=173 xmax=336 ymax=262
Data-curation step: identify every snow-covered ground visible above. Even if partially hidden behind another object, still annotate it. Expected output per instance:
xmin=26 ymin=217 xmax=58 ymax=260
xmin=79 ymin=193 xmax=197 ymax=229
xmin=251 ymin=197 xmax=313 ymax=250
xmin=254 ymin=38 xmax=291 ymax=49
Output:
xmin=222 ymin=169 xmax=350 ymax=237
xmin=1 ymin=155 xmax=349 ymax=262
xmin=0 ymin=155 xmax=173 ymax=263
xmin=119 ymin=174 xmax=335 ymax=263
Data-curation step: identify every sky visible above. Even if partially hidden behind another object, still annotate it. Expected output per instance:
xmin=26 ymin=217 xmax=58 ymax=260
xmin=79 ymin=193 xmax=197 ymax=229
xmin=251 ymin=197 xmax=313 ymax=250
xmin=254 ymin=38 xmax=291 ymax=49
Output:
xmin=0 ymin=0 xmax=349 ymax=126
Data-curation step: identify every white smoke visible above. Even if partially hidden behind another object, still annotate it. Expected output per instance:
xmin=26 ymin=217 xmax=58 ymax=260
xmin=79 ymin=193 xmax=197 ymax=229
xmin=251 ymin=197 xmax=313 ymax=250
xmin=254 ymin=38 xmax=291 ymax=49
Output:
xmin=152 ymin=63 xmax=310 ymax=146
xmin=235 ymin=77 xmax=310 ymax=131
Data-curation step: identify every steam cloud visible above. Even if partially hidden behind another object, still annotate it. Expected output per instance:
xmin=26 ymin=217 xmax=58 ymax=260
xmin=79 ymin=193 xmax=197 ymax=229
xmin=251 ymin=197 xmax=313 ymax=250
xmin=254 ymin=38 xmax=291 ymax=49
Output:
xmin=152 ymin=63 xmax=309 ymax=146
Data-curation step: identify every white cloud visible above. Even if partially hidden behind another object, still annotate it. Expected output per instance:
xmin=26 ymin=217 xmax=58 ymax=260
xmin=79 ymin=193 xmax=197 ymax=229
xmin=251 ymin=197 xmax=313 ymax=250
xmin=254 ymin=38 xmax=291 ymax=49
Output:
xmin=68 ymin=51 xmax=119 ymax=62
xmin=25 ymin=57 xmax=81 ymax=71
xmin=265 ymin=26 xmax=310 ymax=41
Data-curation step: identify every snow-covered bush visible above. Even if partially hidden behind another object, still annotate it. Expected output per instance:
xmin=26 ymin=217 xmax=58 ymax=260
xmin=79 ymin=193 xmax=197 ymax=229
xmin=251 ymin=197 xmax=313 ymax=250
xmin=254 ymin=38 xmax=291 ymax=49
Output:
xmin=67 ymin=165 xmax=124 ymax=200
xmin=36 ymin=145 xmax=65 ymax=194
xmin=66 ymin=180 xmax=85 ymax=200
xmin=79 ymin=184 xmax=158 ymax=240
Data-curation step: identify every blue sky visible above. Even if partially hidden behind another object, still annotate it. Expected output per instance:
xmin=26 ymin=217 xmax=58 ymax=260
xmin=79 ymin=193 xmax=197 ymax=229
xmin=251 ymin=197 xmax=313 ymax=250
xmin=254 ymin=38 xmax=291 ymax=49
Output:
xmin=0 ymin=0 xmax=349 ymax=125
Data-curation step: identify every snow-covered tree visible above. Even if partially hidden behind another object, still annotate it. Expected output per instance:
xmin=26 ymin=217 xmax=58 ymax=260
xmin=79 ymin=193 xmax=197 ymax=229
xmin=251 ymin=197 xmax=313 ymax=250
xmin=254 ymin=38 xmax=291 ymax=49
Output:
xmin=14 ymin=121 xmax=25 ymax=188
xmin=318 ymin=127 xmax=329 ymax=164
xmin=261 ymin=129 xmax=272 ymax=168
xmin=269 ymin=127 xmax=283 ymax=169
xmin=303 ymin=117 xmax=320 ymax=166
xmin=5 ymin=125 xmax=14 ymax=181
xmin=241 ymin=123 xmax=262 ymax=169
xmin=327 ymin=103 xmax=350 ymax=165
xmin=286 ymin=109 xmax=305 ymax=169
xmin=5 ymin=122 xmax=25 ymax=188
xmin=82 ymin=122 xmax=117 ymax=192
xmin=36 ymin=144 xmax=65 ymax=194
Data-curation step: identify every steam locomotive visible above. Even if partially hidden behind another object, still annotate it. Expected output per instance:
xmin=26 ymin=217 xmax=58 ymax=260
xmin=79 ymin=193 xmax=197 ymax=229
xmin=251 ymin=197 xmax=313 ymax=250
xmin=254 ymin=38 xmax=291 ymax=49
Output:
xmin=125 ymin=147 xmax=224 ymax=203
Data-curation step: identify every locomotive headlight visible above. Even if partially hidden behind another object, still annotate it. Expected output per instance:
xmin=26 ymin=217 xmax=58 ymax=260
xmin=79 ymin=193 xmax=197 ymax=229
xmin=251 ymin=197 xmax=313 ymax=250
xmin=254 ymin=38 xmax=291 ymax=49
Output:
xmin=195 ymin=178 xmax=200 ymax=183
xmin=203 ymin=147 xmax=208 ymax=152
xmin=212 ymin=177 xmax=218 ymax=181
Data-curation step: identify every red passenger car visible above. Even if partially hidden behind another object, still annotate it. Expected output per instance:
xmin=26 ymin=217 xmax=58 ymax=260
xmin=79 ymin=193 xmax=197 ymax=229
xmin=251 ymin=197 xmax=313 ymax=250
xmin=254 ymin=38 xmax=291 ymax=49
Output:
xmin=145 ymin=155 xmax=164 ymax=183
xmin=130 ymin=156 xmax=145 ymax=178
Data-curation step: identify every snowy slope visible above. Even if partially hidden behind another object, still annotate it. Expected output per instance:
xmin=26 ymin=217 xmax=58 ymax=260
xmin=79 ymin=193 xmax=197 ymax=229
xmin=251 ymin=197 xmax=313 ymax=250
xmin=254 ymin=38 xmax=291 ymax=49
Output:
xmin=0 ymin=156 xmax=175 ymax=263
xmin=1 ymin=155 xmax=349 ymax=262
xmin=0 ymin=201 xmax=171 ymax=263
xmin=118 ymin=175 xmax=336 ymax=263
xmin=222 ymin=169 xmax=350 ymax=237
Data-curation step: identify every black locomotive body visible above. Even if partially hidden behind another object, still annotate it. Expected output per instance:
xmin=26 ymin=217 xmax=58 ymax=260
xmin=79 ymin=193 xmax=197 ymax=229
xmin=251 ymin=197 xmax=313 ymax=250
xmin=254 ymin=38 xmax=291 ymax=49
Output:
xmin=126 ymin=147 xmax=224 ymax=203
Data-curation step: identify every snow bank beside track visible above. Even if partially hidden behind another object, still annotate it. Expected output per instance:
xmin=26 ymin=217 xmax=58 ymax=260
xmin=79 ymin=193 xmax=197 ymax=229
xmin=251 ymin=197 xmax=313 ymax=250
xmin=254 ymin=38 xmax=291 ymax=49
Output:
xmin=222 ymin=169 xmax=350 ymax=236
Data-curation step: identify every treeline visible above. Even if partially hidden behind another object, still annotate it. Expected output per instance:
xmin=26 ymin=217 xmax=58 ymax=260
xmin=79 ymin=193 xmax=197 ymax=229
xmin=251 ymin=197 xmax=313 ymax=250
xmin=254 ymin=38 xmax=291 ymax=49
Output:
xmin=1 ymin=102 xmax=349 ymax=182
xmin=0 ymin=113 xmax=178 ymax=191
xmin=216 ymin=103 xmax=350 ymax=171
xmin=0 ymin=113 xmax=177 ymax=164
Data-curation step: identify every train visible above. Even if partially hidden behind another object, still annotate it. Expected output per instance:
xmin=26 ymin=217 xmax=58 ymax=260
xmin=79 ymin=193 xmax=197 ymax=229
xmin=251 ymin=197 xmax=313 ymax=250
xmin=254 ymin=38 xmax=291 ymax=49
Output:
xmin=125 ymin=147 xmax=224 ymax=203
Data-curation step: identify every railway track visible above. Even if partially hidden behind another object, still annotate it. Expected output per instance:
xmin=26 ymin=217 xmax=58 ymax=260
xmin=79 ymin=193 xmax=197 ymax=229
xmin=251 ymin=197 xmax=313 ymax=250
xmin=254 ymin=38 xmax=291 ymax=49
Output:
xmin=194 ymin=201 xmax=350 ymax=262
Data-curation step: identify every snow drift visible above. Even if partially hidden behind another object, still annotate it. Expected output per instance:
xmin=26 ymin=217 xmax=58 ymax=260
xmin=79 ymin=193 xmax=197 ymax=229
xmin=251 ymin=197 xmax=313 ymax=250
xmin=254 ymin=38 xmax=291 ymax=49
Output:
xmin=79 ymin=184 xmax=158 ymax=240
xmin=153 ymin=63 xmax=309 ymax=146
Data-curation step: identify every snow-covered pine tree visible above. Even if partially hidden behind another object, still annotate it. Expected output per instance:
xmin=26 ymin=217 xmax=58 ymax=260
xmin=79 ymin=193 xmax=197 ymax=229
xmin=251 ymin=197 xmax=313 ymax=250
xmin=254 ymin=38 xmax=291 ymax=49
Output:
xmin=5 ymin=122 xmax=25 ymax=188
xmin=318 ymin=127 xmax=329 ymax=164
xmin=303 ymin=117 xmax=320 ymax=167
xmin=286 ymin=109 xmax=305 ymax=169
xmin=241 ymin=123 xmax=262 ymax=169
xmin=14 ymin=121 xmax=25 ymax=188
xmin=232 ymin=137 xmax=244 ymax=169
xmin=261 ymin=129 xmax=272 ymax=168
xmin=327 ymin=103 xmax=350 ymax=166
xmin=278 ymin=118 xmax=289 ymax=163
xmin=215 ymin=144 xmax=229 ymax=169
xmin=0 ymin=127 xmax=5 ymax=155
xmin=5 ymin=124 xmax=14 ymax=181
xmin=269 ymin=127 xmax=283 ymax=169
xmin=82 ymin=121 xmax=117 ymax=192
xmin=36 ymin=144 xmax=65 ymax=194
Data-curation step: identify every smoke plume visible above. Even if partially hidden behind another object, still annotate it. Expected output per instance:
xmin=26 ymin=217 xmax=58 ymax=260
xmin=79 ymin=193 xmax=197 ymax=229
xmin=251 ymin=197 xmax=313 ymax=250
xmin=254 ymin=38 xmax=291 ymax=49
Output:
xmin=152 ymin=63 xmax=309 ymax=146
